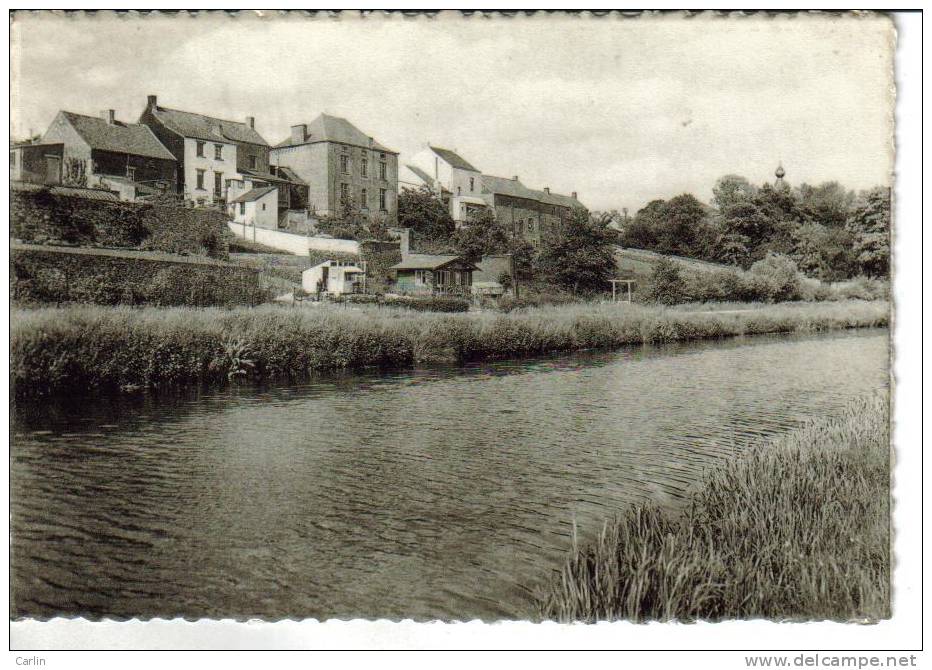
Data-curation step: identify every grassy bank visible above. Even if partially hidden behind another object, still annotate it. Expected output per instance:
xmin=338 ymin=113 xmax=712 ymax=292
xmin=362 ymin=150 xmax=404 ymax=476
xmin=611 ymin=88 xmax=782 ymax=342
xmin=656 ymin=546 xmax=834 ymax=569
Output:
xmin=539 ymin=393 xmax=890 ymax=622
xmin=12 ymin=300 xmax=888 ymax=399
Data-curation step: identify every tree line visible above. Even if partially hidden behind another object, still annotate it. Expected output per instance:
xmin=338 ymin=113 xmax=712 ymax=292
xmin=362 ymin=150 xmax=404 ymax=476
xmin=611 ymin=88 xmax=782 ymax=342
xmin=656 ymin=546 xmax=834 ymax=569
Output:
xmin=617 ymin=176 xmax=890 ymax=280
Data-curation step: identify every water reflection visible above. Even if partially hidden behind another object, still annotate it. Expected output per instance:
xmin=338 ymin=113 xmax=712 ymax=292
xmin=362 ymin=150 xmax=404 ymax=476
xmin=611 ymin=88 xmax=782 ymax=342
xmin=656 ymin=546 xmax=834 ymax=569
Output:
xmin=12 ymin=329 xmax=889 ymax=621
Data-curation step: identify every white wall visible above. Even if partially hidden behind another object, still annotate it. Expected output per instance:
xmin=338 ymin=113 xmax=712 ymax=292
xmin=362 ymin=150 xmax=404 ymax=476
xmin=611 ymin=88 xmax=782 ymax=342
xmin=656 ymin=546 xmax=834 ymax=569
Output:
xmin=184 ymin=137 xmax=237 ymax=204
xmin=228 ymin=222 xmax=360 ymax=255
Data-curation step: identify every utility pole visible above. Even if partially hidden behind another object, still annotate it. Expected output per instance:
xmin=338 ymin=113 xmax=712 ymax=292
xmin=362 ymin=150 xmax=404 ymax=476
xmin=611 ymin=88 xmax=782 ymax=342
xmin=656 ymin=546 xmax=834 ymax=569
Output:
xmin=510 ymin=202 xmax=520 ymax=299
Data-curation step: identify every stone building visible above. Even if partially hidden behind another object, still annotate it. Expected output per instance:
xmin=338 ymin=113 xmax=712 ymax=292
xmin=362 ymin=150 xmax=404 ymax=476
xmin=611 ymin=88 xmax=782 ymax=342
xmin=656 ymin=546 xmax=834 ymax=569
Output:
xmin=270 ymin=114 xmax=398 ymax=224
xmin=139 ymin=95 xmax=270 ymax=205
xmin=402 ymin=145 xmax=486 ymax=224
xmin=479 ymin=175 xmax=583 ymax=247
xmin=34 ymin=109 xmax=177 ymax=199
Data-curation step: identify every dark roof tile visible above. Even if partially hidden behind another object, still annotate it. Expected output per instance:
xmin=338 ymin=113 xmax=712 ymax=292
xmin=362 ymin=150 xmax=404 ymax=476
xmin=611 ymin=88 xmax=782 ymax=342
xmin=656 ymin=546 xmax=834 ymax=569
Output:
xmin=60 ymin=112 xmax=176 ymax=161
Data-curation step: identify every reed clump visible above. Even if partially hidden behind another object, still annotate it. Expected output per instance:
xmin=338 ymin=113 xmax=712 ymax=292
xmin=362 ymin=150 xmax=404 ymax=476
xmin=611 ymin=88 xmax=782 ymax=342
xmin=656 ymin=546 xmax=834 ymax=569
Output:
xmin=12 ymin=299 xmax=888 ymax=398
xmin=538 ymin=393 xmax=890 ymax=623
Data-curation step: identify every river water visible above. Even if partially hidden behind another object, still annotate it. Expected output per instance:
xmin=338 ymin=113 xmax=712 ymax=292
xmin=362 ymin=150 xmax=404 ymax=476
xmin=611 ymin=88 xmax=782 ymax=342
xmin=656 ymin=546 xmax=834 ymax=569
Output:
xmin=11 ymin=329 xmax=889 ymax=621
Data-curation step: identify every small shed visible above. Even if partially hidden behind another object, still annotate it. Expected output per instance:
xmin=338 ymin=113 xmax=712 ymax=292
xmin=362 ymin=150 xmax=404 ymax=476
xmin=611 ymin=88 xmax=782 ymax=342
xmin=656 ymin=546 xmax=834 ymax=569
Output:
xmin=302 ymin=259 xmax=366 ymax=295
xmin=229 ymin=186 xmax=278 ymax=231
xmin=391 ymin=254 xmax=478 ymax=296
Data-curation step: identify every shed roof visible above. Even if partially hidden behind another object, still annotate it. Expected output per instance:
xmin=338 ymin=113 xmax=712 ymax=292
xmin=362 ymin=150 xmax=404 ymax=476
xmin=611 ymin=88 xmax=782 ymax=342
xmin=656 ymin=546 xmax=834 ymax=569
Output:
xmin=429 ymin=146 xmax=480 ymax=172
xmin=150 ymin=106 xmax=269 ymax=146
xmin=12 ymin=181 xmax=122 ymax=202
xmin=391 ymin=254 xmax=478 ymax=271
xmin=274 ymin=113 xmax=396 ymax=153
xmin=59 ymin=111 xmax=176 ymax=161
xmin=230 ymin=186 xmax=277 ymax=204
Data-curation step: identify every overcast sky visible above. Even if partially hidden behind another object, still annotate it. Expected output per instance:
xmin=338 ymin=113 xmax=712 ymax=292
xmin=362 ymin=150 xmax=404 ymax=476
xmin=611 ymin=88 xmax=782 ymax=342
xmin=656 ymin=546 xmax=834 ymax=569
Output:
xmin=11 ymin=11 xmax=895 ymax=211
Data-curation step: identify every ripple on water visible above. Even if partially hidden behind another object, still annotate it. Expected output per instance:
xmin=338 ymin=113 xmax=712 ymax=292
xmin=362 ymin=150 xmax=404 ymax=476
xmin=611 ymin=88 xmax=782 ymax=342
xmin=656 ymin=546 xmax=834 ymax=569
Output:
xmin=11 ymin=329 xmax=889 ymax=621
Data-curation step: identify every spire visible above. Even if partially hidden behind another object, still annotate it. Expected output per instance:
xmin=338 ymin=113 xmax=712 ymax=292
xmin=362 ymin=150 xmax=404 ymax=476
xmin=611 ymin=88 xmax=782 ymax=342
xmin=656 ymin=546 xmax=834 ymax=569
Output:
xmin=774 ymin=162 xmax=788 ymax=191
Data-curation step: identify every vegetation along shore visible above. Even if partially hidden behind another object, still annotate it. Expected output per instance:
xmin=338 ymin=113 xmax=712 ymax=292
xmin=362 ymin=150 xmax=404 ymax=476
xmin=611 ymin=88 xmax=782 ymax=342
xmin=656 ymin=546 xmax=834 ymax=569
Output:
xmin=12 ymin=299 xmax=888 ymax=399
xmin=538 ymin=392 xmax=890 ymax=623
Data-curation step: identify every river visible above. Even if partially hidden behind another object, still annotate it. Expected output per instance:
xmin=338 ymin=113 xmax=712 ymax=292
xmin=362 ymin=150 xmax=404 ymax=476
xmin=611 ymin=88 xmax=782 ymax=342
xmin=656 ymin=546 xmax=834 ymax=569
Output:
xmin=11 ymin=328 xmax=889 ymax=621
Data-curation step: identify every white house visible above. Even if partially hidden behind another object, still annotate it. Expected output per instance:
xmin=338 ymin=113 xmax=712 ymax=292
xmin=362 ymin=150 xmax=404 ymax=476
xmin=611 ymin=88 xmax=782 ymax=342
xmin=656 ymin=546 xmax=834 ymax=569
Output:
xmin=402 ymin=145 xmax=487 ymax=225
xmin=229 ymin=186 xmax=277 ymax=232
xmin=302 ymin=259 xmax=366 ymax=295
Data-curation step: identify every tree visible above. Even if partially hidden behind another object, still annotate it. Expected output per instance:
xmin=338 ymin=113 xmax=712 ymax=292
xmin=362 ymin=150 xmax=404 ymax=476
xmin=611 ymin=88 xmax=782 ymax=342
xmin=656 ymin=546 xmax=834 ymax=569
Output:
xmin=845 ymin=187 xmax=890 ymax=278
xmin=640 ymin=257 xmax=687 ymax=305
xmin=790 ymin=223 xmax=855 ymax=281
xmin=711 ymin=174 xmax=757 ymax=211
xmin=620 ymin=199 xmax=663 ymax=250
xmin=537 ymin=209 xmax=617 ymax=295
xmin=654 ymin=193 xmax=707 ymax=257
xmin=796 ymin=181 xmax=855 ymax=228
xmin=397 ymin=186 xmax=455 ymax=242
xmin=452 ymin=208 xmax=508 ymax=263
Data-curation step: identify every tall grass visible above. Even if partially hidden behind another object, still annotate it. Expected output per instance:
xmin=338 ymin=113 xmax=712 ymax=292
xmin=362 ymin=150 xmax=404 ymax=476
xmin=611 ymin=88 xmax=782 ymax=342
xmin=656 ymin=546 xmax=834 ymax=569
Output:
xmin=539 ymin=393 xmax=890 ymax=622
xmin=12 ymin=300 xmax=888 ymax=398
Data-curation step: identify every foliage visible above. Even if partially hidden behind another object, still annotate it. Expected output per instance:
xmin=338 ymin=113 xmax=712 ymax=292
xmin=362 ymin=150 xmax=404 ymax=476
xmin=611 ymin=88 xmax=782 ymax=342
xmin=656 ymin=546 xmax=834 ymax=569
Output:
xmin=397 ymin=186 xmax=456 ymax=243
xmin=845 ymin=187 xmax=891 ymax=278
xmin=62 ymin=157 xmax=88 ymax=187
xmin=12 ymin=189 xmax=231 ymax=259
xmin=790 ymin=223 xmax=856 ymax=281
xmin=537 ymin=209 xmax=617 ymax=295
xmin=639 ymin=257 xmax=688 ymax=305
xmin=745 ymin=253 xmax=803 ymax=302
xmin=539 ymin=393 xmax=889 ymax=622
xmin=453 ymin=208 xmax=509 ymax=264
xmin=12 ymin=300 xmax=888 ymax=399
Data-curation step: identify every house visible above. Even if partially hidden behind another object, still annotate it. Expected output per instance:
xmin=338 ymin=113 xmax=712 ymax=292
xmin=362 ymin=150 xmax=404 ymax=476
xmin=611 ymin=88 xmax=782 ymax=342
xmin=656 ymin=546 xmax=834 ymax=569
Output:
xmin=478 ymin=174 xmax=583 ymax=247
xmin=229 ymin=186 xmax=277 ymax=231
xmin=270 ymin=114 xmax=399 ymax=223
xmin=390 ymin=229 xmax=476 ymax=296
xmin=302 ymin=260 xmax=366 ymax=295
xmin=402 ymin=146 xmax=486 ymax=224
xmin=399 ymin=144 xmax=585 ymax=245
xmin=139 ymin=94 xmax=270 ymax=205
xmin=11 ymin=141 xmax=64 ymax=185
xmin=32 ymin=109 xmax=176 ymax=200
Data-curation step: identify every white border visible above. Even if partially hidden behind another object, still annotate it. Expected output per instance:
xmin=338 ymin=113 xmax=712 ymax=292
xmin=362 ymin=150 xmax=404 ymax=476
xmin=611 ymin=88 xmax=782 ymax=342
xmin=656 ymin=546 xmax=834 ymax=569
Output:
xmin=4 ymin=5 xmax=925 ymax=661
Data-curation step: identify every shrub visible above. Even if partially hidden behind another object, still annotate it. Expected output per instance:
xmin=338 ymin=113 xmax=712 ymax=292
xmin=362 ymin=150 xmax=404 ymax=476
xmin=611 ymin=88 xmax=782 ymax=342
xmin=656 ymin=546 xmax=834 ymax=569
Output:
xmin=639 ymin=258 xmax=689 ymax=305
xmin=497 ymin=292 xmax=576 ymax=313
xmin=383 ymin=295 xmax=470 ymax=313
xmin=746 ymin=253 xmax=803 ymax=302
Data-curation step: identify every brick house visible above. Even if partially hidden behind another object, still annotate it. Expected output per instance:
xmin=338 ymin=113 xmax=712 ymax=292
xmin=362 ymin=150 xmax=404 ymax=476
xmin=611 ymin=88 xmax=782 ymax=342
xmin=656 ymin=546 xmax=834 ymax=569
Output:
xmin=34 ymin=109 xmax=176 ymax=200
xmin=270 ymin=114 xmax=398 ymax=224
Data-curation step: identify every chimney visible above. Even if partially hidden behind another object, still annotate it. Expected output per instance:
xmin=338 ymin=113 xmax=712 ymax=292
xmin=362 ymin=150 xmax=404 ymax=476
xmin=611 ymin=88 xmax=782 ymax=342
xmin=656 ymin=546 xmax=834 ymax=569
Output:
xmin=543 ymin=187 xmax=550 ymax=194
xmin=147 ymin=94 xmax=157 ymax=108
xmin=399 ymin=228 xmax=412 ymax=257
xmin=512 ymin=175 xmax=519 ymax=182
xmin=101 ymin=109 xmax=115 ymax=124
xmin=246 ymin=116 xmax=255 ymax=129
xmin=572 ymin=191 xmax=578 ymax=200
xmin=291 ymin=124 xmax=307 ymax=143
xmin=368 ymin=136 xmax=374 ymax=147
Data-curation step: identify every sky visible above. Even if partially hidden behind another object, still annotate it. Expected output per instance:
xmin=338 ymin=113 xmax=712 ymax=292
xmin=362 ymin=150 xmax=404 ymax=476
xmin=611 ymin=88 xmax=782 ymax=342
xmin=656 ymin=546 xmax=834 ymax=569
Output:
xmin=11 ymin=11 xmax=895 ymax=212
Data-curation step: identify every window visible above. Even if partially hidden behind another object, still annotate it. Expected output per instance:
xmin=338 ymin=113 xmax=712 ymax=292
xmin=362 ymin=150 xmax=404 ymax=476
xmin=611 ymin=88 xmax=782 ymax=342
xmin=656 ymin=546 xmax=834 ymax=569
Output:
xmin=248 ymin=155 xmax=257 ymax=170
xmin=196 ymin=169 xmax=205 ymax=190
xmin=360 ymin=188 xmax=367 ymax=207
xmin=10 ymin=151 xmax=15 ymax=168
xmin=196 ymin=141 xmax=205 ymax=157
xmin=214 ymin=172 xmax=223 ymax=197
xmin=214 ymin=144 xmax=223 ymax=160
xmin=127 ymin=166 xmax=136 ymax=181
xmin=340 ymin=183 xmax=349 ymax=203
xmin=469 ymin=177 xmax=475 ymax=192
xmin=340 ymin=155 xmax=349 ymax=174
xmin=361 ymin=158 xmax=368 ymax=177
xmin=239 ymin=202 xmax=245 ymax=215
xmin=262 ymin=203 xmax=266 ymax=211
xmin=527 ymin=220 xmax=535 ymax=233
xmin=457 ymin=186 xmax=461 ymax=196
xmin=379 ymin=188 xmax=387 ymax=211
xmin=379 ymin=161 xmax=387 ymax=180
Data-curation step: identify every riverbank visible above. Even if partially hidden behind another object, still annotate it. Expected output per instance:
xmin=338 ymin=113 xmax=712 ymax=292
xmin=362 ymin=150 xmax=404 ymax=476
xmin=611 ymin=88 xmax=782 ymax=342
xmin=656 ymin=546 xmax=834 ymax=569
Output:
xmin=12 ymin=299 xmax=888 ymax=398
xmin=538 ymin=393 xmax=890 ymax=622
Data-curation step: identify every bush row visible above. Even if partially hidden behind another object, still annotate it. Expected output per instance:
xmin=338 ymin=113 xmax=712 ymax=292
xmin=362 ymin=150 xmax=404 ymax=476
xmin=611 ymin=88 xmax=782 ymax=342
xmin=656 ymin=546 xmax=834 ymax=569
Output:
xmin=12 ymin=300 xmax=889 ymax=398
xmin=11 ymin=248 xmax=269 ymax=308
xmin=12 ymin=189 xmax=231 ymax=259
xmin=640 ymin=254 xmax=889 ymax=306
xmin=328 ymin=293 xmax=470 ymax=313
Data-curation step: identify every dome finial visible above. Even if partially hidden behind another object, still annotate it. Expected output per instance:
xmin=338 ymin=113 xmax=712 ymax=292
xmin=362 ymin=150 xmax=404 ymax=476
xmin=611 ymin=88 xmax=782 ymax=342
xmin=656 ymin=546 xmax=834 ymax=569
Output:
xmin=775 ymin=162 xmax=785 ymax=179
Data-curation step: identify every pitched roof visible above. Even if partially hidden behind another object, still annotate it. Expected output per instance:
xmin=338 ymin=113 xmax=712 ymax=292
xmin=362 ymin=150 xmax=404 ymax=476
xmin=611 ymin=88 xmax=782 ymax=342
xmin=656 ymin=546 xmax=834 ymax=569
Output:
xmin=480 ymin=174 xmax=583 ymax=208
xmin=429 ymin=146 xmax=479 ymax=172
xmin=150 ymin=106 xmax=268 ymax=146
xmin=240 ymin=167 xmax=306 ymax=186
xmin=60 ymin=112 xmax=176 ymax=161
xmin=274 ymin=113 xmax=396 ymax=153
xmin=391 ymin=254 xmax=478 ymax=271
xmin=230 ymin=186 xmax=277 ymax=204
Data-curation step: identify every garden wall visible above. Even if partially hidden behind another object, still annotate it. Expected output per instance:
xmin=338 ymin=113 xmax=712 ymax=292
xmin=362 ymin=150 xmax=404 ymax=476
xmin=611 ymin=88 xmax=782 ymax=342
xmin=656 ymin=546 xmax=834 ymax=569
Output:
xmin=227 ymin=222 xmax=360 ymax=255
xmin=11 ymin=243 xmax=264 ymax=307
